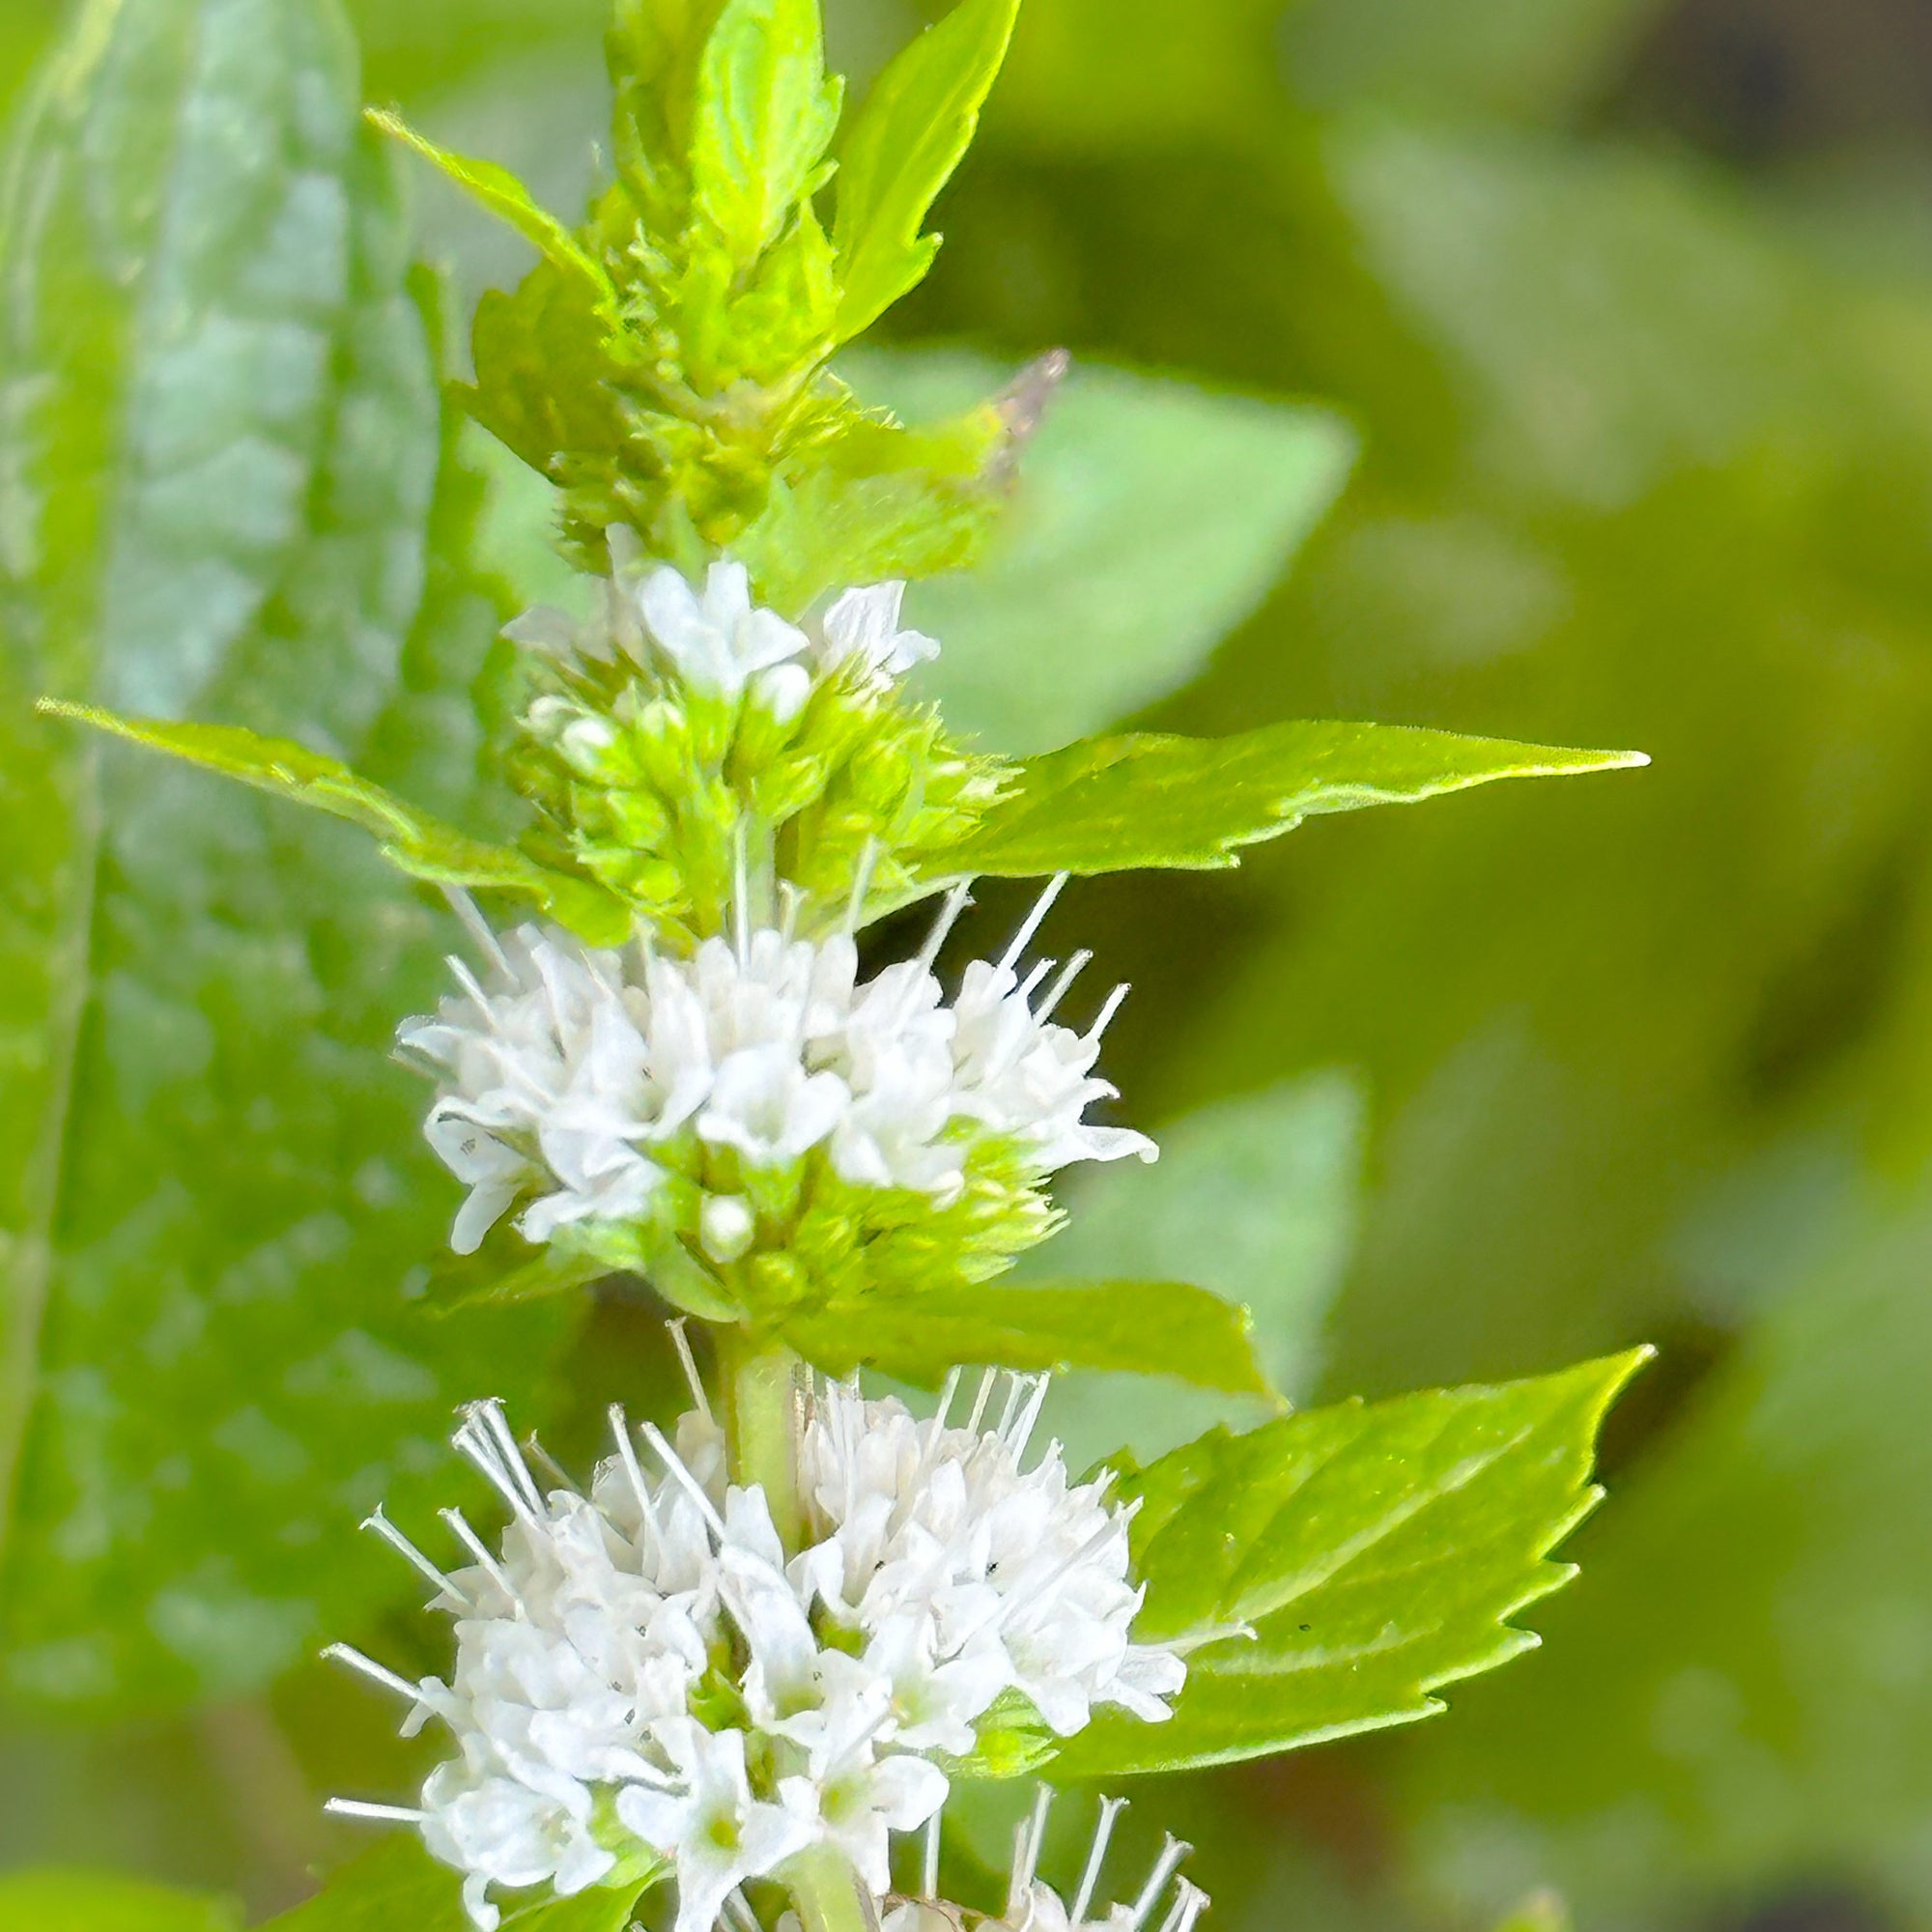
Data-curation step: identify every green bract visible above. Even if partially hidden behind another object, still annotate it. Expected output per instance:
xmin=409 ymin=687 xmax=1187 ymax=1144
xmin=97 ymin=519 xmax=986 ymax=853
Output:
xmin=373 ymin=0 xmax=1028 ymax=598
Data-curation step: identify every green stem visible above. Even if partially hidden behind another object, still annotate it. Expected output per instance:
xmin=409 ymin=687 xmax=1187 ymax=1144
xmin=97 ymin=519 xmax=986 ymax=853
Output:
xmin=718 ymin=1329 xmax=805 ymax=1547
xmin=784 ymin=1845 xmax=877 ymax=1932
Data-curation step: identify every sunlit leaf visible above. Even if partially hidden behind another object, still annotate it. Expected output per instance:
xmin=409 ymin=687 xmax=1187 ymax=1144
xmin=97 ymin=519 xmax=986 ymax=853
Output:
xmin=919 ymin=721 xmax=1648 ymax=879
xmin=1051 ymin=1350 xmax=1647 ymax=1776
xmin=832 ymin=0 xmax=1020 ymax=339
xmin=689 ymin=0 xmax=842 ymax=264
xmin=364 ymin=108 xmax=610 ymax=297
xmin=42 ymin=703 xmax=630 ymax=943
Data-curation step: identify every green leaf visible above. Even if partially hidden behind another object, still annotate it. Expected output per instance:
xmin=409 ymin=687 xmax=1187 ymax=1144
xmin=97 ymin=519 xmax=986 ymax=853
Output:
xmin=689 ymin=0 xmax=842 ymax=265
xmin=0 ymin=0 xmax=571 ymax=1715
xmin=1027 ymin=1075 xmax=1365 ymax=1471
xmin=41 ymin=703 xmax=631 ymax=943
xmin=363 ymin=108 xmax=611 ymax=298
xmin=424 ymin=1233 xmax=612 ymax=1312
xmin=1049 ymin=1350 xmax=1648 ymax=1776
xmin=465 ymin=260 xmax=631 ymax=492
xmin=0 ymin=1869 xmax=238 ymax=1932
xmin=783 ymin=1278 xmax=1271 ymax=1394
xmin=921 ymin=721 xmax=1648 ymax=880
xmin=832 ymin=0 xmax=1020 ymax=340
xmin=844 ymin=351 xmax=1360 ymax=754
xmin=263 ymin=1836 xmax=652 ymax=1931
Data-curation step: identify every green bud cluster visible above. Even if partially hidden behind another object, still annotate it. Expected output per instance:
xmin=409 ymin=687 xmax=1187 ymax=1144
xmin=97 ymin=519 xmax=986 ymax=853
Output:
xmin=549 ymin=1128 xmax=1058 ymax=1335
xmin=503 ymin=625 xmax=1009 ymax=950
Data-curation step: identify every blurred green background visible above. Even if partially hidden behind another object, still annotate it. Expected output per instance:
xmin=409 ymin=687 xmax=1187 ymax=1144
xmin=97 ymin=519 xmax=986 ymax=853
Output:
xmin=13 ymin=0 xmax=1932 ymax=1927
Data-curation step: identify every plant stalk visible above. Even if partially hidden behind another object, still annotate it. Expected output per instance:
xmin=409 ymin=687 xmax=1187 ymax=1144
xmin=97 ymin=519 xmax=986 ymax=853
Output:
xmin=718 ymin=1329 xmax=806 ymax=1547
xmin=785 ymin=1845 xmax=879 ymax=1932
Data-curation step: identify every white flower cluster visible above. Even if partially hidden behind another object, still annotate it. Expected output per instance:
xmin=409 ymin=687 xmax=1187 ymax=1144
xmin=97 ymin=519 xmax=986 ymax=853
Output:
xmin=400 ymin=888 xmax=1154 ymax=1258
xmin=327 ymin=1373 xmax=1183 ymax=1932
xmin=507 ymin=546 xmax=940 ymax=719
xmin=776 ymin=1790 xmax=1209 ymax=1932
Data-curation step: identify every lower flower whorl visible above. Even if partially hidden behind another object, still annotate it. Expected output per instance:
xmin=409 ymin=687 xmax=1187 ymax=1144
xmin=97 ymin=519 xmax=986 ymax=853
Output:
xmin=326 ymin=1373 xmax=1184 ymax=1932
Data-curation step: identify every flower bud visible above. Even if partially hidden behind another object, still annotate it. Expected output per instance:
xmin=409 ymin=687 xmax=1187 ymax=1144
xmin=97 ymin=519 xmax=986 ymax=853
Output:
xmin=698 ymin=1193 xmax=756 ymax=1264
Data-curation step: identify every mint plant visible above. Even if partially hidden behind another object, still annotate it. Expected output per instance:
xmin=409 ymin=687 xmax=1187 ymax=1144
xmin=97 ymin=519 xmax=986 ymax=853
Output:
xmin=18 ymin=1 xmax=1651 ymax=1927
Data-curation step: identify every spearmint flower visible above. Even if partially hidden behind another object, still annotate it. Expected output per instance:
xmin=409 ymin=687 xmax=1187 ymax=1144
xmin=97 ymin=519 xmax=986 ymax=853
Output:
xmin=811 ymin=582 xmax=940 ymax=684
xmin=508 ymin=540 xmax=935 ymax=701
xmin=398 ymin=886 xmax=1154 ymax=1321
xmin=794 ymin=1376 xmax=1186 ymax=1742
xmin=325 ymin=1367 xmax=1183 ymax=1932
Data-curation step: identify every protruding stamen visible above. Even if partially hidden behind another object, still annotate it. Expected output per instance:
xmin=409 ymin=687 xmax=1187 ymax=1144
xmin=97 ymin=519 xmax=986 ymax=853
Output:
xmin=999 ymin=873 xmax=1068 ymax=973
xmin=1015 ymin=957 xmax=1055 ymax=1007
xmin=1009 ymin=1374 xmax=1054 ymax=1463
xmin=522 ymin=1433 xmax=573 ymax=1492
xmin=442 ymin=886 xmax=509 ymax=978
xmin=923 ymin=1808 xmax=944 ymax=1898
xmin=965 ymin=1366 xmax=999 ymax=1435
xmin=440 ymin=1506 xmax=521 ymax=1606
xmin=327 ymin=1797 xmax=429 ymax=1824
xmin=1156 ymin=1880 xmax=1209 ymax=1932
xmin=1128 ymin=1837 xmax=1191 ymax=1932
xmin=1072 ymin=1797 xmax=1129 ymax=1922
xmin=641 ymin=1420 xmax=727 ymax=1540
xmin=844 ymin=836 xmax=882 ymax=937
xmin=929 ymin=1365 xmax=963 ymax=1435
xmin=995 ymin=1372 xmax=1030 ymax=1441
xmin=608 ymin=1406 xmax=661 ymax=1530
xmin=1035 ymin=950 xmax=1093 ymax=1025
xmin=995 ymin=1516 xmax=1125 ymax=1634
xmin=668 ymin=1318 xmax=712 ymax=1421
xmin=445 ymin=955 xmax=498 ymax=1027
xmin=1009 ymin=1785 xmax=1055 ymax=1914
xmin=916 ymin=879 xmax=975 ymax=979
xmin=454 ymin=1401 xmax=544 ymax=1520
xmin=1086 ymin=981 xmax=1131 ymax=1045
xmin=324 ymin=1643 xmax=422 ymax=1705
xmin=1169 ymin=1620 xmax=1259 ymax=1656
xmin=361 ymin=1507 xmax=467 ymax=1608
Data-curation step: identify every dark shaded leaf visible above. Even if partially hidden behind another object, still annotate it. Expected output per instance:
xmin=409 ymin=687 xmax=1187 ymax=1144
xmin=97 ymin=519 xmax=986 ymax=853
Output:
xmin=0 ymin=0 xmax=570 ymax=1715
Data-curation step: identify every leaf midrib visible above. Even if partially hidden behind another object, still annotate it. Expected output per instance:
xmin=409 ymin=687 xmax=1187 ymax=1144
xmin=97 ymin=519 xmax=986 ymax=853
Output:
xmin=1145 ymin=1398 xmax=1548 ymax=1640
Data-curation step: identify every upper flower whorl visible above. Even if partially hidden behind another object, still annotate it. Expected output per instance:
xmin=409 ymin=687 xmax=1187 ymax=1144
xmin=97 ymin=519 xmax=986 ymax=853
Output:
xmin=399 ymin=908 xmax=1154 ymax=1273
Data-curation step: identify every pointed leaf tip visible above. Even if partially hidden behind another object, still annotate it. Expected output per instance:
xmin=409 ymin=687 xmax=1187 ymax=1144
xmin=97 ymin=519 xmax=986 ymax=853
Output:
xmin=920 ymin=722 xmax=1654 ymax=882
